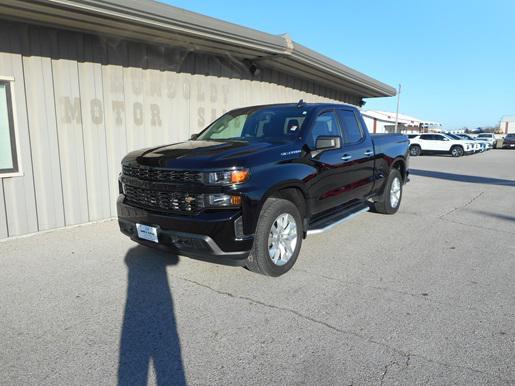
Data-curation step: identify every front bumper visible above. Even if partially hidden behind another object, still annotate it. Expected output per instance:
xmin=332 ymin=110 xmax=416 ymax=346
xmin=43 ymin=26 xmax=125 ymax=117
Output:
xmin=117 ymin=195 xmax=253 ymax=265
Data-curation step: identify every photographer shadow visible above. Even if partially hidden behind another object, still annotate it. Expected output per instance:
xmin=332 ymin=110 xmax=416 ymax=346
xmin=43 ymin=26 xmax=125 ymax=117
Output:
xmin=118 ymin=246 xmax=186 ymax=386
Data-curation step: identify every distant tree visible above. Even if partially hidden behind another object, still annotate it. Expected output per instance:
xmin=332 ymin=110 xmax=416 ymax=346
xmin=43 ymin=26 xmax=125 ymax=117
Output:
xmin=482 ymin=125 xmax=500 ymax=133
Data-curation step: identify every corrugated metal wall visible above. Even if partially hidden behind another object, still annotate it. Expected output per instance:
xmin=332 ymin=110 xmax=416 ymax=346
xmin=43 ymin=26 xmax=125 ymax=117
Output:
xmin=0 ymin=21 xmax=360 ymax=239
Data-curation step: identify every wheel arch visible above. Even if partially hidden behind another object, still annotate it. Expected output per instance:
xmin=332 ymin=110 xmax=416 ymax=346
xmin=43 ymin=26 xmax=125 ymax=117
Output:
xmin=263 ymin=182 xmax=309 ymax=217
xmin=261 ymin=182 xmax=310 ymax=236
xmin=391 ymin=158 xmax=407 ymax=182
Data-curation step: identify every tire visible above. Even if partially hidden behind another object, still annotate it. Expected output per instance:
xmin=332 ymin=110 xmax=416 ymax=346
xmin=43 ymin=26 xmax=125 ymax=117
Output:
xmin=372 ymin=169 xmax=403 ymax=215
xmin=245 ymin=198 xmax=302 ymax=276
xmin=409 ymin=145 xmax=421 ymax=157
xmin=450 ymin=145 xmax=464 ymax=157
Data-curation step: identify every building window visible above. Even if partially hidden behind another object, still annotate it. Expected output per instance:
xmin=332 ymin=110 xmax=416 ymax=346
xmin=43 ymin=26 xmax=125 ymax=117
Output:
xmin=0 ymin=80 xmax=18 ymax=174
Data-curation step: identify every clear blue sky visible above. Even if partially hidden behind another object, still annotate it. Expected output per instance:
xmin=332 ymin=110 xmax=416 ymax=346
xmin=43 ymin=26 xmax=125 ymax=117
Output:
xmin=163 ymin=0 xmax=515 ymax=129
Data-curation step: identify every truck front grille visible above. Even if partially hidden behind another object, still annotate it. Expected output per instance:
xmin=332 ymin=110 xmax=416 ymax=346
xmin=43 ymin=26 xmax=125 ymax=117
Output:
xmin=124 ymin=185 xmax=205 ymax=213
xmin=122 ymin=165 xmax=202 ymax=183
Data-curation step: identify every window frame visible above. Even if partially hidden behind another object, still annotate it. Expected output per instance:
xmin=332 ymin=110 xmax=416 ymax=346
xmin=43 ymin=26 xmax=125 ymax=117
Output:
xmin=336 ymin=108 xmax=365 ymax=146
xmin=436 ymin=134 xmax=450 ymax=141
xmin=0 ymin=77 xmax=22 ymax=178
xmin=309 ymin=109 xmax=343 ymax=147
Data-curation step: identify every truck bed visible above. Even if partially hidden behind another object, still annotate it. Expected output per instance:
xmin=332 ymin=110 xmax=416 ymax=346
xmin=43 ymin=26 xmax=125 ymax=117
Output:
xmin=371 ymin=133 xmax=409 ymax=157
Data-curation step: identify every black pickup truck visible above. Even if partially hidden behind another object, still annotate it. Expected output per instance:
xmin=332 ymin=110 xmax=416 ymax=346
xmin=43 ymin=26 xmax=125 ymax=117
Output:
xmin=117 ymin=102 xmax=409 ymax=276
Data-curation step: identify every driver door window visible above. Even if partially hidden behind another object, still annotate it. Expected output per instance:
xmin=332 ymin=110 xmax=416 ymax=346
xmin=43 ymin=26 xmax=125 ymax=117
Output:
xmin=311 ymin=111 xmax=341 ymax=145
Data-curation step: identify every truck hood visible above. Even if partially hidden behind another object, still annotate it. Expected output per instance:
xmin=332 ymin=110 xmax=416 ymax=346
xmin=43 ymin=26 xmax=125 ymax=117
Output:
xmin=123 ymin=139 xmax=299 ymax=169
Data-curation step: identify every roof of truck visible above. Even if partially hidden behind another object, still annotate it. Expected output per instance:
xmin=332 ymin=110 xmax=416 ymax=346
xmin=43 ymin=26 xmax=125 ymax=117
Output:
xmin=228 ymin=102 xmax=359 ymax=110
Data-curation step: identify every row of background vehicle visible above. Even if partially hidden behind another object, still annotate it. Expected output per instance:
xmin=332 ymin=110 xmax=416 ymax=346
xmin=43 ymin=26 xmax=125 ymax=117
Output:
xmin=406 ymin=132 xmax=515 ymax=157
xmin=407 ymin=133 xmax=488 ymax=157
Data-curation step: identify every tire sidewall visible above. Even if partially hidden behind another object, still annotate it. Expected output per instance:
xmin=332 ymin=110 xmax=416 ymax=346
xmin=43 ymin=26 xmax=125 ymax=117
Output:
xmin=251 ymin=199 xmax=303 ymax=276
xmin=451 ymin=146 xmax=463 ymax=157
xmin=410 ymin=145 xmax=421 ymax=156
xmin=383 ymin=169 xmax=403 ymax=214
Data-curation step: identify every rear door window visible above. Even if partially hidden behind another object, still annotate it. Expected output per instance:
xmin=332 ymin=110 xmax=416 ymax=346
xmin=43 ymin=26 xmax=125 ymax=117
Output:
xmin=337 ymin=109 xmax=364 ymax=144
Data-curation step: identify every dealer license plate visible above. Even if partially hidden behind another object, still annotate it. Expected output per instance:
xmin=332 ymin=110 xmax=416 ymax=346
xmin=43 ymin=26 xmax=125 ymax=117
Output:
xmin=136 ymin=223 xmax=158 ymax=243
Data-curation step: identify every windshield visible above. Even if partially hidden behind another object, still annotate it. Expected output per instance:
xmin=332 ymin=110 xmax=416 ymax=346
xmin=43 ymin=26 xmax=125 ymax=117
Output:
xmin=197 ymin=106 xmax=311 ymax=141
xmin=446 ymin=134 xmax=461 ymax=140
xmin=477 ymin=134 xmax=490 ymax=138
xmin=505 ymin=134 xmax=515 ymax=138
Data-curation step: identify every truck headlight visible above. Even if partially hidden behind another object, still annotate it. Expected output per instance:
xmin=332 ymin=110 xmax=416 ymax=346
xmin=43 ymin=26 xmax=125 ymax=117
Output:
xmin=205 ymin=169 xmax=250 ymax=185
xmin=206 ymin=193 xmax=241 ymax=207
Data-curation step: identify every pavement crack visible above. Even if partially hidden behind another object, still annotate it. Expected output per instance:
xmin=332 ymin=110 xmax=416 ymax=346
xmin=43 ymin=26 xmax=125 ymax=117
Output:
xmin=380 ymin=360 xmax=399 ymax=385
xmin=439 ymin=191 xmax=484 ymax=219
xmin=174 ymin=275 xmax=378 ymax=343
xmin=294 ymin=269 xmax=497 ymax=318
xmin=439 ymin=216 xmax=515 ymax=235
xmin=380 ymin=351 xmax=412 ymax=384
xmin=174 ymin=275 xmax=407 ymax=356
xmin=405 ymin=353 xmax=411 ymax=367
xmin=174 ymin=275 xmax=515 ymax=384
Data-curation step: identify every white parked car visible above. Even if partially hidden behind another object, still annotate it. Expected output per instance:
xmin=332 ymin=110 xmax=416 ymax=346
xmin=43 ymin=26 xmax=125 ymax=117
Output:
xmin=456 ymin=134 xmax=488 ymax=151
xmin=409 ymin=133 xmax=475 ymax=157
xmin=446 ymin=133 xmax=482 ymax=152
xmin=475 ymin=133 xmax=497 ymax=148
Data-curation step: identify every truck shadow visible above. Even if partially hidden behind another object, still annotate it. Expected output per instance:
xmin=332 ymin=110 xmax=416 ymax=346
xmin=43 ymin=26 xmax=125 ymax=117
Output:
xmin=410 ymin=169 xmax=515 ymax=187
xmin=470 ymin=210 xmax=515 ymax=223
xmin=118 ymin=246 xmax=186 ymax=386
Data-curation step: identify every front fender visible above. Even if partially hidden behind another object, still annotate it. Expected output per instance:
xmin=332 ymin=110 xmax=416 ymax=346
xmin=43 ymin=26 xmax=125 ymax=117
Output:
xmin=231 ymin=162 xmax=315 ymax=235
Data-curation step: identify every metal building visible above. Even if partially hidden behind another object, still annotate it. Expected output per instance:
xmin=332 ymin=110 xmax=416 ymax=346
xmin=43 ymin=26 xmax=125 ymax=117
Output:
xmin=500 ymin=115 xmax=515 ymax=134
xmin=0 ymin=0 xmax=395 ymax=239
xmin=362 ymin=110 xmax=441 ymax=134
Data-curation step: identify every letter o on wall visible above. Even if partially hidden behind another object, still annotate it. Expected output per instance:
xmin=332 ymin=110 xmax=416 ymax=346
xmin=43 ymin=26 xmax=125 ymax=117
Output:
xmin=90 ymin=98 xmax=103 ymax=125
xmin=133 ymin=102 xmax=143 ymax=126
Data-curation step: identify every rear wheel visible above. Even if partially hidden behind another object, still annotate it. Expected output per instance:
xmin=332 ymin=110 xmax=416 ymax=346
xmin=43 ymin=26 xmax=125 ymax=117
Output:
xmin=245 ymin=198 xmax=302 ymax=276
xmin=409 ymin=145 xmax=421 ymax=156
xmin=450 ymin=146 xmax=464 ymax=157
xmin=372 ymin=169 xmax=403 ymax=215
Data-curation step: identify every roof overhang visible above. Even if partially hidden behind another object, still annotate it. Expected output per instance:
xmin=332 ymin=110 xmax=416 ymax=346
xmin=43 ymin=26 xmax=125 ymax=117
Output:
xmin=0 ymin=0 xmax=396 ymax=98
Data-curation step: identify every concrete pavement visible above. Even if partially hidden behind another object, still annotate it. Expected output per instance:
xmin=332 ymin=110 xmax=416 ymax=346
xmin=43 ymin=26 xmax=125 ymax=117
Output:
xmin=1 ymin=150 xmax=514 ymax=385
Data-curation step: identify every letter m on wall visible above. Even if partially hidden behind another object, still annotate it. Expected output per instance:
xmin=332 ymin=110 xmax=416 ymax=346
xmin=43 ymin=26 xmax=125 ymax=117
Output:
xmin=63 ymin=96 xmax=82 ymax=124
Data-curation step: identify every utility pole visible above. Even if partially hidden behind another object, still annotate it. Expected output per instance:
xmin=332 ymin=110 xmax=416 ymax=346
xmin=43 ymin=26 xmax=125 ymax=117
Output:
xmin=394 ymin=84 xmax=401 ymax=133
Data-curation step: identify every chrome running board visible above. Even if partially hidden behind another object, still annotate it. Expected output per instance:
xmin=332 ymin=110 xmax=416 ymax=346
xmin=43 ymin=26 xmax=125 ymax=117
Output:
xmin=306 ymin=206 xmax=370 ymax=236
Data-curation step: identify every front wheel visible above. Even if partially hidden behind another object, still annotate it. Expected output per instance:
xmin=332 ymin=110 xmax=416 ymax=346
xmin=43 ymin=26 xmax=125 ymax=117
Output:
xmin=245 ymin=198 xmax=302 ymax=276
xmin=450 ymin=146 xmax=464 ymax=157
xmin=409 ymin=145 xmax=421 ymax=157
xmin=372 ymin=169 xmax=403 ymax=215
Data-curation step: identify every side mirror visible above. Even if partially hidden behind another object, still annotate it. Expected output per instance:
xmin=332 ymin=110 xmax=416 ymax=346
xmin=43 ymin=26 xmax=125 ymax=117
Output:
xmin=315 ymin=136 xmax=341 ymax=150
xmin=190 ymin=133 xmax=199 ymax=140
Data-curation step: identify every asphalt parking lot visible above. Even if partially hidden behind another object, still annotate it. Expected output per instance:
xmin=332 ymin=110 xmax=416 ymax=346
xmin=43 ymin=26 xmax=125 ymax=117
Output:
xmin=1 ymin=150 xmax=514 ymax=385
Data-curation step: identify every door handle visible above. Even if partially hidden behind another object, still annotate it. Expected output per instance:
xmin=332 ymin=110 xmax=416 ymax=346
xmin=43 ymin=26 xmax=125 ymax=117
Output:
xmin=364 ymin=150 xmax=373 ymax=156
xmin=341 ymin=154 xmax=352 ymax=161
